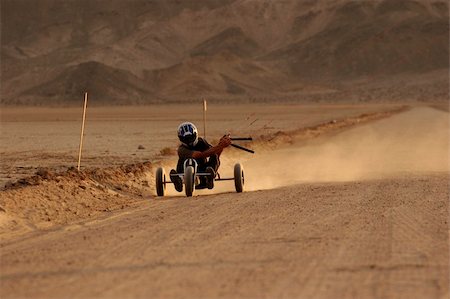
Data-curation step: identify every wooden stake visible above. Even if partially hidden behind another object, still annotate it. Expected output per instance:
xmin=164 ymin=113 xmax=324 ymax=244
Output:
xmin=203 ymin=99 xmax=207 ymax=138
xmin=77 ymin=92 xmax=88 ymax=171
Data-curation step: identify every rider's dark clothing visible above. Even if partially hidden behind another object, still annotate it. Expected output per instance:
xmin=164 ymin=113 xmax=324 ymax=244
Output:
xmin=176 ymin=137 xmax=220 ymax=173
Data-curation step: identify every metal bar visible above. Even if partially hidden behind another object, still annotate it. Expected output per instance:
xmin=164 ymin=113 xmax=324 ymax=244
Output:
xmin=168 ymin=176 xmax=233 ymax=182
xmin=170 ymin=173 xmax=213 ymax=176
xmin=231 ymin=143 xmax=255 ymax=154
xmin=230 ymin=137 xmax=253 ymax=141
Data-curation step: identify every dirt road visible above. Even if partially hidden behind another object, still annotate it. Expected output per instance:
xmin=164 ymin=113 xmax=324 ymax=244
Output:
xmin=1 ymin=106 xmax=448 ymax=298
xmin=1 ymin=174 xmax=448 ymax=299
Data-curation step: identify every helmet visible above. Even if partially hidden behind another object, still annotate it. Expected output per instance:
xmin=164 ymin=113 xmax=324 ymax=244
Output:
xmin=177 ymin=122 xmax=198 ymax=146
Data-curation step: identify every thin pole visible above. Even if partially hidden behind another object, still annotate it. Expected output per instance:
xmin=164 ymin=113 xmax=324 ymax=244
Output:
xmin=203 ymin=99 xmax=207 ymax=139
xmin=77 ymin=92 xmax=88 ymax=171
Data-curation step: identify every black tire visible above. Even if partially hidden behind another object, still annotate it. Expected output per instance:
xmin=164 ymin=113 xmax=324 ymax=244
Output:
xmin=155 ymin=167 xmax=166 ymax=196
xmin=234 ymin=163 xmax=244 ymax=193
xmin=184 ymin=166 xmax=195 ymax=197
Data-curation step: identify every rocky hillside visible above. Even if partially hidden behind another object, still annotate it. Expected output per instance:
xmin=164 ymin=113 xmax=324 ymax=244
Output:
xmin=1 ymin=0 xmax=448 ymax=105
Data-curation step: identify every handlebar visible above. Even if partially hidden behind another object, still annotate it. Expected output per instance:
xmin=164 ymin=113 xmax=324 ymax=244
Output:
xmin=230 ymin=143 xmax=255 ymax=154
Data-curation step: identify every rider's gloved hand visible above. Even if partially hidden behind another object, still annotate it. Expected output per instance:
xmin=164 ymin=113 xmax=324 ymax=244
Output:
xmin=219 ymin=134 xmax=232 ymax=148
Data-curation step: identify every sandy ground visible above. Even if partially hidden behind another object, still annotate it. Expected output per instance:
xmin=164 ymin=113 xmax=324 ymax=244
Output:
xmin=0 ymin=103 xmax=449 ymax=299
xmin=1 ymin=173 xmax=448 ymax=299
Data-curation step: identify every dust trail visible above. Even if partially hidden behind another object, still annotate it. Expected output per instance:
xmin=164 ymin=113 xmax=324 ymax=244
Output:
xmin=238 ymin=107 xmax=449 ymax=191
xmin=162 ymin=107 xmax=448 ymax=195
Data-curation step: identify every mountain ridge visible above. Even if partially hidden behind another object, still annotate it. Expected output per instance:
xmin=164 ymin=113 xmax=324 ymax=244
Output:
xmin=1 ymin=0 xmax=448 ymax=105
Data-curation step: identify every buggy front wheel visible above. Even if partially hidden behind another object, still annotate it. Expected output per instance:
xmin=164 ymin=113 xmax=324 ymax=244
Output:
xmin=184 ymin=166 xmax=195 ymax=197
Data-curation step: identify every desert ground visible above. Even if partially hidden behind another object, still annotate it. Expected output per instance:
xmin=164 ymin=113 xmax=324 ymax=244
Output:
xmin=0 ymin=102 xmax=448 ymax=299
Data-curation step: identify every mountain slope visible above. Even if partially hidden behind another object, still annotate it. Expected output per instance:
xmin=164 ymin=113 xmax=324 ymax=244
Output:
xmin=263 ymin=0 xmax=449 ymax=80
xmin=190 ymin=27 xmax=261 ymax=58
xmin=1 ymin=0 xmax=448 ymax=105
xmin=4 ymin=61 xmax=154 ymax=105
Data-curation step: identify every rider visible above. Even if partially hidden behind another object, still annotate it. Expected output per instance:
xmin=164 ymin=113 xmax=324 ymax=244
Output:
xmin=170 ymin=122 xmax=231 ymax=191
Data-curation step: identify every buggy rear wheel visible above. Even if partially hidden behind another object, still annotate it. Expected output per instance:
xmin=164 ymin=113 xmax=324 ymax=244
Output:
xmin=234 ymin=163 xmax=244 ymax=193
xmin=155 ymin=167 xmax=166 ymax=196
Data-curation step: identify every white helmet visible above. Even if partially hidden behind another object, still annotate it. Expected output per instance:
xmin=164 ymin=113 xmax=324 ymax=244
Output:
xmin=177 ymin=122 xmax=198 ymax=146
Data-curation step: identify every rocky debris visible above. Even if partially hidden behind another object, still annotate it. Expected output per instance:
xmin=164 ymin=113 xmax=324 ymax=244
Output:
xmin=3 ymin=176 xmax=41 ymax=190
xmin=36 ymin=167 xmax=53 ymax=179
xmin=2 ymin=167 xmax=58 ymax=189
xmin=2 ymin=161 xmax=153 ymax=192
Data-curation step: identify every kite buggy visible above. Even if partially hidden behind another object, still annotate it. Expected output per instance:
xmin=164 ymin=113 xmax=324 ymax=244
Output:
xmin=155 ymin=122 xmax=254 ymax=197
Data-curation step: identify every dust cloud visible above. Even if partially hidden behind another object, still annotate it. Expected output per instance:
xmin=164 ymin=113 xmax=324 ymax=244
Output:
xmin=242 ymin=107 xmax=449 ymax=191
xmin=163 ymin=107 xmax=448 ymax=196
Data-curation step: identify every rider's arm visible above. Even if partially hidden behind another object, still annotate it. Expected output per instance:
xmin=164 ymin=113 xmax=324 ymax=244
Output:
xmin=192 ymin=135 xmax=231 ymax=159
